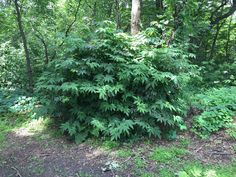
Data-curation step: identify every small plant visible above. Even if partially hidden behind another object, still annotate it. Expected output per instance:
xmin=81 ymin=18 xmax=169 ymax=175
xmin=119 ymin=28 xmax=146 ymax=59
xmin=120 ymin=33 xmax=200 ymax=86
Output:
xmin=76 ymin=171 xmax=93 ymax=177
xmin=141 ymin=172 xmax=156 ymax=177
xmin=233 ymin=144 xmax=236 ymax=153
xmin=150 ymin=146 xmax=187 ymax=163
xmin=226 ymin=123 xmax=236 ymax=139
xmin=134 ymin=156 xmax=145 ymax=168
xmin=179 ymin=137 xmax=190 ymax=148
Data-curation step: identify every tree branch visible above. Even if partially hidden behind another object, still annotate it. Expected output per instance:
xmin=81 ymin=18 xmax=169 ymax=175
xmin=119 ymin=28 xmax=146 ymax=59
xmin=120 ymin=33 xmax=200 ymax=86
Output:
xmin=209 ymin=0 xmax=227 ymax=23
xmin=30 ymin=23 xmax=49 ymax=64
xmin=52 ymin=0 xmax=82 ymax=60
xmin=211 ymin=0 xmax=236 ymax=25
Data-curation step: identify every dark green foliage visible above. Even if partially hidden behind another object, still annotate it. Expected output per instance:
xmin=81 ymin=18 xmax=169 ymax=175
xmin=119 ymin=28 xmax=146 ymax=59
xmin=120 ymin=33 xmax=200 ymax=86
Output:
xmin=201 ymin=60 xmax=236 ymax=87
xmin=0 ymin=42 xmax=26 ymax=87
xmin=0 ymin=88 xmax=23 ymax=113
xmin=0 ymin=88 xmax=35 ymax=114
xmin=192 ymin=87 xmax=236 ymax=137
xmin=36 ymin=25 xmax=196 ymax=142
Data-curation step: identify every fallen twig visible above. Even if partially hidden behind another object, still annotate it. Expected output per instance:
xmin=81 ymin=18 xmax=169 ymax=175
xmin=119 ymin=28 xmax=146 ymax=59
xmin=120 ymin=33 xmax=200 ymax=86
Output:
xmin=11 ymin=166 xmax=22 ymax=177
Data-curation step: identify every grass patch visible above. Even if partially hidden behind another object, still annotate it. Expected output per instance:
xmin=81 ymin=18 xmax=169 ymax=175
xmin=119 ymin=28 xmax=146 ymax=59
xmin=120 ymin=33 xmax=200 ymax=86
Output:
xmin=116 ymin=149 xmax=133 ymax=158
xmin=177 ymin=161 xmax=236 ymax=177
xmin=159 ymin=168 xmax=174 ymax=177
xmin=0 ymin=113 xmax=28 ymax=146
xmin=134 ymin=156 xmax=145 ymax=168
xmin=0 ymin=112 xmax=58 ymax=149
xmin=102 ymin=140 xmax=120 ymax=150
xmin=141 ymin=173 xmax=156 ymax=177
xmin=85 ymin=139 xmax=120 ymax=150
xmin=155 ymin=160 xmax=236 ymax=177
xmin=150 ymin=146 xmax=188 ymax=163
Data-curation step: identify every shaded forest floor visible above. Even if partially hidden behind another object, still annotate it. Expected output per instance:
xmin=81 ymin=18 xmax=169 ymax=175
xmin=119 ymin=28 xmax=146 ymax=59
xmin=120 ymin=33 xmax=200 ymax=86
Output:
xmin=0 ymin=115 xmax=235 ymax=177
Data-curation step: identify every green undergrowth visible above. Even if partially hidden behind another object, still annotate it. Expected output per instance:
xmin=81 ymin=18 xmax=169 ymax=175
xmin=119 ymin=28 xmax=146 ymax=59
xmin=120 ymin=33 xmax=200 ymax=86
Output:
xmin=158 ymin=160 xmax=236 ymax=177
xmin=192 ymin=87 xmax=236 ymax=138
xmin=0 ymin=113 xmax=28 ymax=145
xmin=116 ymin=149 xmax=134 ymax=158
xmin=111 ymin=141 xmax=235 ymax=177
xmin=0 ymin=112 xmax=60 ymax=149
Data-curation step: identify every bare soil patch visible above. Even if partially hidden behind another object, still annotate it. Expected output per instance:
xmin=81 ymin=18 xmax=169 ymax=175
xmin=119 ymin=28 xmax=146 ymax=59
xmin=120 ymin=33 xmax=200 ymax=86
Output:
xmin=0 ymin=127 xmax=235 ymax=177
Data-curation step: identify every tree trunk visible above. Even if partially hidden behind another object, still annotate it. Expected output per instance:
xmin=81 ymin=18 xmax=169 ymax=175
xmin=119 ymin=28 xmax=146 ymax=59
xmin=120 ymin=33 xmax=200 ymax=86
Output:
xmin=115 ymin=0 xmax=121 ymax=29
xmin=225 ymin=16 xmax=232 ymax=57
xmin=156 ymin=0 xmax=163 ymax=10
xmin=32 ymin=26 xmax=49 ymax=64
xmin=210 ymin=23 xmax=223 ymax=59
xmin=14 ymin=0 xmax=33 ymax=92
xmin=131 ymin=0 xmax=141 ymax=35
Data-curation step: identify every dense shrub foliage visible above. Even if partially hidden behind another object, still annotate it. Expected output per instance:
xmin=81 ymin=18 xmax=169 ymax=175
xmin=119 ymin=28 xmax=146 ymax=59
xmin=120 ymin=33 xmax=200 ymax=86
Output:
xmin=0 ymin=42 xmax=26 ymax=87
xmin=36 ymin=27 xmax=197 ymax=142
xmin=192 ymin=87 xmax=236 ymax=138
xmin=201 ymin=60 xmax=236 ymax=87
xmin=0 ymin=88 xmax=35 ymax=114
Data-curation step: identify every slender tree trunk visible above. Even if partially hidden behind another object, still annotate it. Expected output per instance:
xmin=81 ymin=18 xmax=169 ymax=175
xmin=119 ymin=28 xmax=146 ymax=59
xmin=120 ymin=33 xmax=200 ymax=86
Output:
xmin=14 ymin=0 xmax=33 ymax=92
xmin=40 ymin=39 xmax=49 ymax=64
xmin=115 ymin=0 xmax=121 ymax=29
xmin=225 ymin=16 xmax=232 ymax=57
xmin=32 ymin=26 xmax=49 ymax=64
xmin=156 ymin=0 xmax=163 ymax=10
xmin=131 ymin=0 xmax=141 ymax=35
xmin=107 ymin=1 xmax=113 ymax=18
xmin=210 ymin=23 xmax=223 ymax=59
xmin=92 ymin=2 xmax=97 ymax=19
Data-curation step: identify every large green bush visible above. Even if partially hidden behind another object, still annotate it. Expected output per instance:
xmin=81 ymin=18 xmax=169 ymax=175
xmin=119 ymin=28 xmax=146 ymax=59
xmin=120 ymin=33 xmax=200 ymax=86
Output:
xmin=36 ymin=25 xmax=197 ymax=142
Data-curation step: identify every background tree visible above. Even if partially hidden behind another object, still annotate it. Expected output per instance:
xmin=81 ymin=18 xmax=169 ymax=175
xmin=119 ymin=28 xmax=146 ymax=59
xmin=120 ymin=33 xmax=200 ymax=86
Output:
xmin=14 ymin=0 xmax=33 ymax=91
xmin=131 ymin=0 xmax=141 ymax=35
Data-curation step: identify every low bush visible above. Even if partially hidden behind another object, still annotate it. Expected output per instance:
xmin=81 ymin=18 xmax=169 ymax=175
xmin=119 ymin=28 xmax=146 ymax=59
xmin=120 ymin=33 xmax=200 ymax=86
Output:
xmin=0 ymin=88 xmax=35 ymax=114
xmin=192 ymin=87 xmax=236 ymax=137
xmin=36 ymin=25 xmax=197 ymax=142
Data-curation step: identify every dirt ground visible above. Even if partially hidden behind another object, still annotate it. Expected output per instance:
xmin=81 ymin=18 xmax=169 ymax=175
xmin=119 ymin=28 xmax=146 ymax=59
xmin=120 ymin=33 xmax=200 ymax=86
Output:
xmin=0 ymin=126 xmax=235 ymax=177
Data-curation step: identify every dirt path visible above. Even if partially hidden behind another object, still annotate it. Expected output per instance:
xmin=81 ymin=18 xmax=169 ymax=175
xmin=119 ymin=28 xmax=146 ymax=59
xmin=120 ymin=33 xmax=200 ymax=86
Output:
xmin=0 ymin=125 xmax=235 ymax=177
xmin=0 ymin=130 xmax=115 ymax=177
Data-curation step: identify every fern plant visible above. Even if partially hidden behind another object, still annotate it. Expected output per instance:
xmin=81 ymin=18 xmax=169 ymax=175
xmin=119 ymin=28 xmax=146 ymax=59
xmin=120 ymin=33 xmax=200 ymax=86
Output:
xmin=36 ymin=24 xmax=197 ymax=142
xmin=192 ymin=87 xmax=236 ymax=138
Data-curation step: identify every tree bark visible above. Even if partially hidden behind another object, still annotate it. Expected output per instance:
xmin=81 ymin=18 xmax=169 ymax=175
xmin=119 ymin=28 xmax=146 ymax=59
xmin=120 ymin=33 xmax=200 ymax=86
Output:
xmin=14 ymin=0 xmax=33 ymax=92
xmin=115 ymin=0 xmax=121 ymax=29
xmin=210 ymin=23 xmax=223 ymax=59
xmin=131 ymin=0 xmax=141 ymax=35
xmin=225 ymin=16 xmax=232 ymax=57
xmin=210 ymin=0 xmax=236 ymax=26
xmin=35 ymin=33 xmax=49 ymax=64
xmin=156 ymin=0 xmax=163 ymax=10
